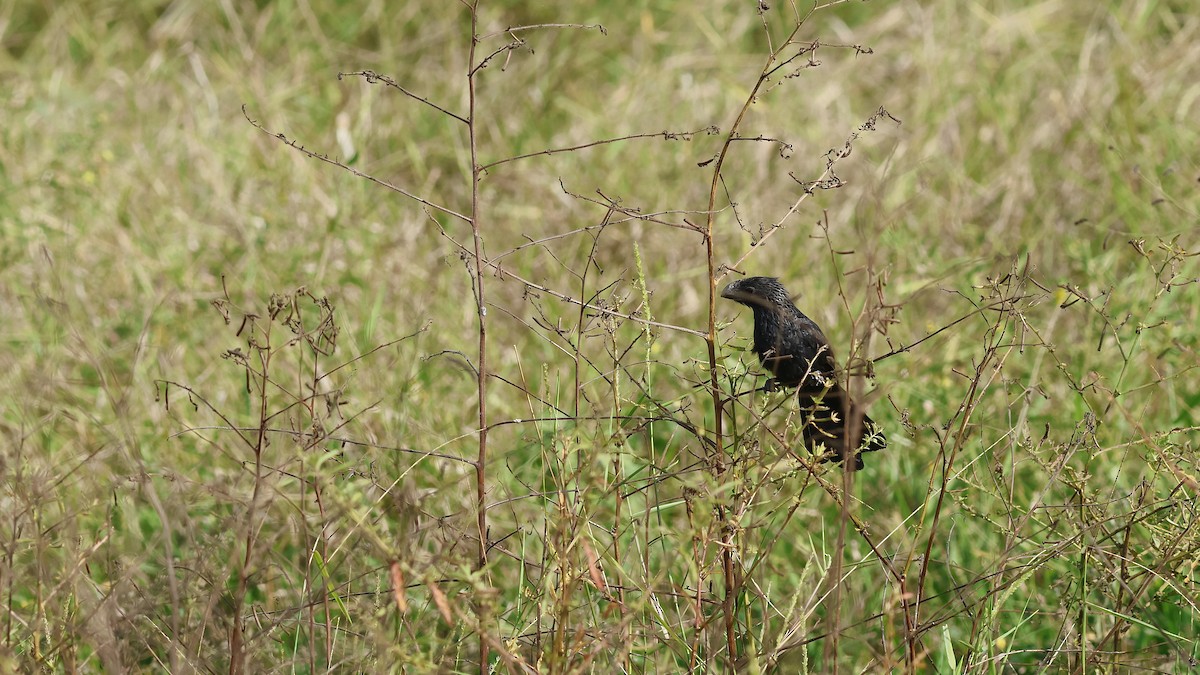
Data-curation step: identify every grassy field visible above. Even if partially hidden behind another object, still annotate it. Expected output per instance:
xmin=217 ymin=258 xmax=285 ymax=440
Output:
xmin=2 ymin=0 xmax=1198 ymax=672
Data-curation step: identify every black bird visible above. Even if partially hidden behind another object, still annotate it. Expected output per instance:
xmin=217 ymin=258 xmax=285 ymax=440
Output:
xmin=721 ymin=276 xmax=886 ymax=469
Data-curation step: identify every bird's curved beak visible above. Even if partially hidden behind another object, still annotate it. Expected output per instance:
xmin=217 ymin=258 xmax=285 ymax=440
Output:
xmin=720 ymin=280 xmax=751 ymax=304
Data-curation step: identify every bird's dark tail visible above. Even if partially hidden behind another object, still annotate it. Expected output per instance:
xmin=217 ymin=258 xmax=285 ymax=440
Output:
xmin=797 ymin=382 xmax=887 ymax=470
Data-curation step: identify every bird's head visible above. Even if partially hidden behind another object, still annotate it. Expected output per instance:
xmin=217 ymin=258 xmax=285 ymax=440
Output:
xmin=720 ymin=276 xmax=794 ymax=311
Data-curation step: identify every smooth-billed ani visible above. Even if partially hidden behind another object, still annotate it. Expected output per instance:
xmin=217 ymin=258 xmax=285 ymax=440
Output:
xmin=721 ymin=276 xmax=886 ymax=470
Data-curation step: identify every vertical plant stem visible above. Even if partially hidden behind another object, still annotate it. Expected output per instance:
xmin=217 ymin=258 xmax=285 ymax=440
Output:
xmin=1077 ymin=485 xmax=1087 ymax=672
xmin=466 ymin=3 xmax=491 ymax=672
xmin=702 ymin=19 xmax=812 ymax=661
xmin=1111 ymin=512 xmax=1134 ymax=668
xmin=913 ymin=273 xmax=1020 ymax=658
xmin=705 ymin=173 xmax=735 ymax=664
xmin=230 ymin=330 xmax=272 ymax=675
xmin=703 ymin=57 xmax=762 ymax=671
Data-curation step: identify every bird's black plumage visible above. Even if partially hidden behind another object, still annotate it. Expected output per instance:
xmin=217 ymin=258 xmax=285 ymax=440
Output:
xmin=721 ymin=276 xmax=886 ymax=469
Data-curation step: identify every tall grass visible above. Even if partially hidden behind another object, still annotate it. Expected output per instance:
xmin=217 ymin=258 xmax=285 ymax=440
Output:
xmin=1 ymin=0 xmax=1197 ymax=672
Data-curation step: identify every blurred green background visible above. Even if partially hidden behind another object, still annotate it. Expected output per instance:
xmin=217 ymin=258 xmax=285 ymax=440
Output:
xmin=1 ymin=0 xmax=1197 ymax=672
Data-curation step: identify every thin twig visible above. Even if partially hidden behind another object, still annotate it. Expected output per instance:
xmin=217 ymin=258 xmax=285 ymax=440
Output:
xmin=338 ymin=70 xmax=469 ymax=124
xmin=242 ymin=105 xmax=471 ymax=224
xmin=480 ymin=127 xmax=718 ymax=172
xmin=432 ymin=215 xmax=709 ymax=338
xmin=478 ymin=22 xmax=607 ymax=40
